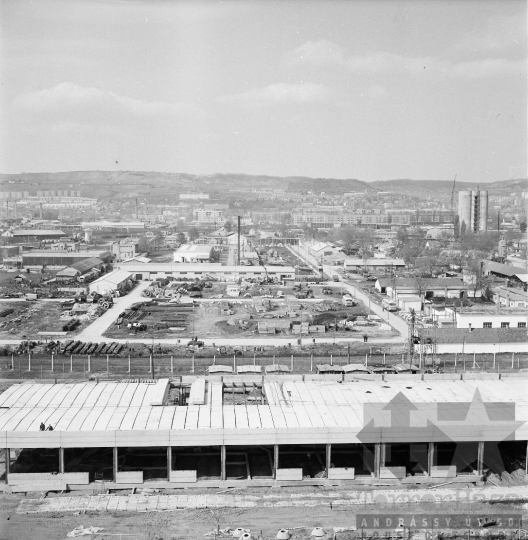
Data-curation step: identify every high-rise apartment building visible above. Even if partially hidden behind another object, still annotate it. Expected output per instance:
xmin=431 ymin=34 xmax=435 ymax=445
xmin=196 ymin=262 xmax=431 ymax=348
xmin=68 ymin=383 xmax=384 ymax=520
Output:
xmin=458 ymin=189 xmax=488 ymax=232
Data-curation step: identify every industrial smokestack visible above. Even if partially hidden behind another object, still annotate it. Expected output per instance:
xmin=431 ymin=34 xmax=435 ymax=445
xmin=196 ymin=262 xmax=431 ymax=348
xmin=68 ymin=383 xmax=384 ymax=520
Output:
xmin=40 ymin=203 xmax=43 ymax=219
xmin=5 ymin=201 xmax=8 ymax=220
xmin=237 ymin=216 xmax=241 ymax=266
xmin=14 ymin=202 xmax=17 ymax=220
xmin=135 ymin=198 xmax=139 ymax=220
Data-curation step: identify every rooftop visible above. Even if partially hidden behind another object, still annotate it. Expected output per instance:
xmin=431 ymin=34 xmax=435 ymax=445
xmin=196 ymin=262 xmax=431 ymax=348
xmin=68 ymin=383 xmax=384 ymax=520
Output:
xmin=0 ymin=378 xmax=526 ymax=448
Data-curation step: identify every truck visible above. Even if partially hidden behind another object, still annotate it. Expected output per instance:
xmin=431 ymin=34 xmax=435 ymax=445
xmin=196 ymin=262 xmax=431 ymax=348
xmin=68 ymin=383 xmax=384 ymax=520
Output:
xmin=382 ymin=298 xmax=398 ymax=312
xmin=342 ymin=294 xmax=355 ymax=307
xmin=332 ymin=275 xmax=340 ymax=282
xmin=24 ymin=293 xmax=38 ymax=301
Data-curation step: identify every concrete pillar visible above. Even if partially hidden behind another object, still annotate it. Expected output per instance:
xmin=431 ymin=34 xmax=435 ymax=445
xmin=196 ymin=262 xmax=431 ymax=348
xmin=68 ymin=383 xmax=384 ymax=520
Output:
xmin=113 ymin=447 xmax=119 ymax=482
xmin=477 ymin=441 xmax=484 ymax=475
xmin=427 ymin=442 xmax=435 ymax=476
xmin=380 ymin=443 xmax=386 ymax=469
xmin=167 ymin=446 xmax=172 ymax=482
xmin=59 ymin=448 xmax=65 ymax=474
xmin=374 ymin=443 xmax=382 ymax=477
xmin=274 ymin=445 xmax=279 ymax=479
xmin=4 ymin=448 xmax=9 ymax=484
xmin=326 ymin=444 xmax=332 ymax=478
xmin=221 ymin=445 xmax=226 ymax=481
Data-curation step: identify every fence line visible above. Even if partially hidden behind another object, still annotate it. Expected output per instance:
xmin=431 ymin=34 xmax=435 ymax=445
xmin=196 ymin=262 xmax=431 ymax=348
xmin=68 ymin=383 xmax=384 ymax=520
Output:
xmin=1 ymin=352 xmax=527 ymax=378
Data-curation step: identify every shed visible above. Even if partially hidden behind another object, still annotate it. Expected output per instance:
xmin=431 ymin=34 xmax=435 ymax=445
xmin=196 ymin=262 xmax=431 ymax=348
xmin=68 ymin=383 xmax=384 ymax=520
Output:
xmin=394 ymin=364 xmax=420 ymax=373
xmin=208 ymin=365 xmax=234 ymax=374
xmin=316 ymin=364 xmax=344 ymax=374
xmin=264 ymin=364 xmax=291 ymax=374
xmin=236 ymin=365 xmax=262 ymax=374
xmin=342 ymin=364 xmax=372 ymax=374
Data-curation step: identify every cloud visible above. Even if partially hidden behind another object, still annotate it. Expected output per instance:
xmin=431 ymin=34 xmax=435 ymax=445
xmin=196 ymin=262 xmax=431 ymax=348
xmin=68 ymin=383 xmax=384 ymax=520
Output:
xmin=217 ymin=83 xmax=330 ymax=107
xmin=286 ymin=41 xmax=526 ymax=79
xmin=12 ymin=82 xmax=204 ymax=127
xmin=285 ymin=40 xmax=345 ymax=66
xmin=453 ymin=13 xmax=526 ymax=53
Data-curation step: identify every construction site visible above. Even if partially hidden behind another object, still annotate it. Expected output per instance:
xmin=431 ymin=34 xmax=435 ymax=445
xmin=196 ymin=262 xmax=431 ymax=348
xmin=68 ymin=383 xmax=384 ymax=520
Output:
xmin=0 ymin=375 xmax=526 ymax=493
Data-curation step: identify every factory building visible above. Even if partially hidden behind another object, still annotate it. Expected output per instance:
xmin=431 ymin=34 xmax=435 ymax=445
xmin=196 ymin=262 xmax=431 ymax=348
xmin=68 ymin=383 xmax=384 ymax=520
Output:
xmin=0 ymin=376 xmax=526 ymax=491
xmin=21 ymin=250 xmax=112 ymax=268
xmin=458 ymin=189 xmax=488 ymax=232
xmin=116 ymin=262 xmax=295 ymax=282
xmin=173 ymin=244 xmax=214 ymax=263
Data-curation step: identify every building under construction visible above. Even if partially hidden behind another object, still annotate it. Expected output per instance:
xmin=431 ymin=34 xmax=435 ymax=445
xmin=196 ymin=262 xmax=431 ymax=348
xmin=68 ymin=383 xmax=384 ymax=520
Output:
xmin=0 ymin=374 xmax=526 ymax=492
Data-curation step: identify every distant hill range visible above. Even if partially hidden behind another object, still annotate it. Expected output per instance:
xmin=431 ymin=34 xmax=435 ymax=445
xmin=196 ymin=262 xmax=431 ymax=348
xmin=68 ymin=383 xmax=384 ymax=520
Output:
xmin=0 ymin=171 xmax=525 ymax=200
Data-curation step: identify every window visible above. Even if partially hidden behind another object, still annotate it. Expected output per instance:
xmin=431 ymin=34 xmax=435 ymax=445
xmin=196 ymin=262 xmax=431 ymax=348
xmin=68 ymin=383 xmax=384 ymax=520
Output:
xmin=501 ymin=322 xmax=510 ymax=328
xmin=518 ymin=322 xmax=526 ymax=328
xmin=483 ymin=322 xmax=492 ymax=328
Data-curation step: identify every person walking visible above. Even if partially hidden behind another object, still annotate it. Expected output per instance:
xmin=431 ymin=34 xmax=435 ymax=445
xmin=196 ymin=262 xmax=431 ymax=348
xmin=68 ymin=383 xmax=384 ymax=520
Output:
xmin=363 ymin=334 xmax=368 ymax=343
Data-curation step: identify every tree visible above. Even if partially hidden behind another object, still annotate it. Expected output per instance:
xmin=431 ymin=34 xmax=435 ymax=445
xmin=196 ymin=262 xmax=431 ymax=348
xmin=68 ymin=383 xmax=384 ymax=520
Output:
xmin=176 ymin=232 xmax=186 ymax=245
xmin=188 ymin=227 xmax=200 ymax=241
xmin=224 ymin=220 xmax=233 ymax=233
xmin=396 ymin=227 xmax=408 ymax=246
xmin=453 ymin=215 xmax=460 ymax=239
xmin=460 ymin=220 xmax=467 ymax=237
xmin=520 ymin=221 xmax=527 ymax=233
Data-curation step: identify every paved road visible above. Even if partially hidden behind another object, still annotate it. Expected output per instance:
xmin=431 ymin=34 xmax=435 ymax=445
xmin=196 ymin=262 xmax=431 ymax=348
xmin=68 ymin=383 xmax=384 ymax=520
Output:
xmin=323 ymin=264 xmax=409 ymax=336
xmin=74 ymin=281 xmax=152 ymax=342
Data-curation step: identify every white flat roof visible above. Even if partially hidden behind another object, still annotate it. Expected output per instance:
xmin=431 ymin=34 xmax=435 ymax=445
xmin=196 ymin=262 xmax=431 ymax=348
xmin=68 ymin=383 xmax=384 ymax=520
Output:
xmin=0 ymin=378 xmax=526 ymax=448
xmin=89 ymin=269 xmax=132 ymax=285
xmin=117 ymin=263 xmax=295 ymax=273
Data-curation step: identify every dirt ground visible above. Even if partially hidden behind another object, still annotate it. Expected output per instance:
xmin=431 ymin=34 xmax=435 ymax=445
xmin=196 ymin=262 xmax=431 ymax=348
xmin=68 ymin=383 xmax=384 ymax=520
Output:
xmin=103 ymin=292 xmax=397 ymax=341
xmin=0 ymin=301 xmax=85 ymax=341
xmin=0 ymin=493 xmax=525 ymax=540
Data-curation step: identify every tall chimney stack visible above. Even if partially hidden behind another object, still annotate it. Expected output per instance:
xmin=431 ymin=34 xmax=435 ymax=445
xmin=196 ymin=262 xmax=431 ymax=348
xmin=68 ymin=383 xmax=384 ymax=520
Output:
xmin=40 ymin=202 xmax=43 ymax=219
xmin=135 ymin=198 xmax=139 ymax=220
xmin=237 ymin=216 xmax=241 ymax=266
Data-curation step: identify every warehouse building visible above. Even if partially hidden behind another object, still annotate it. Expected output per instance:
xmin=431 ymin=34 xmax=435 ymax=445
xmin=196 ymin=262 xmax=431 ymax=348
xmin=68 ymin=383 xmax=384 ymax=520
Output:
xmin=88 ymin=269 xmax=133 ymax=295
xmin=115 ymin=262 xmax=295 ymax=282
xmin=0 ymin=376 xmax=526 ymax=491
xmin=4 ymin=229 xmax=66 ymax=241
xmin=56 ymin=257 xmax=105 ymax=281
xmin=21 ymin=250 xmax=112 ymax=268
xmin=173 ymin=244 xmax=214 ymax=263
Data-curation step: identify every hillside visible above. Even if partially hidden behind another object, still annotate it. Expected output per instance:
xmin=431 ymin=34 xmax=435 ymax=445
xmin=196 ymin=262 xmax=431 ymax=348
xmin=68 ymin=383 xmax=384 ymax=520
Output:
xmin=0 ymin=171 xmax=525 ymax=201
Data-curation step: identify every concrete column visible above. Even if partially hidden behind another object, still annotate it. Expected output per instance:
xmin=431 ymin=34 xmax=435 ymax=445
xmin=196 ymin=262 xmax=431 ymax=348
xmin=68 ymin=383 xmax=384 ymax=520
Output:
xmin=374 ymin=443 xmax=382 ymax=477
xmin=59 ymin=448 xmax=65 ymax=474
xmin=380 ymin=443 xmax=387 ymax=469
xmin=273 ymin=445 xmax=279 ymax=479
xmin=427 ymin=442 xmax=435 ymax=476
xmin=113 ymin=447 xmax=119 ymax=482
xmin=221 ymin=445 xmax=226 ymax=481
xmin=167 ymin=446 xmax=172 ymax=482
xmin=477 ymin=441 xmax=484 ymax=475
xmin=4 ymin=448 xmax=9 ymax=484
xmin=326 ymin=444 xmax=332 ymax=479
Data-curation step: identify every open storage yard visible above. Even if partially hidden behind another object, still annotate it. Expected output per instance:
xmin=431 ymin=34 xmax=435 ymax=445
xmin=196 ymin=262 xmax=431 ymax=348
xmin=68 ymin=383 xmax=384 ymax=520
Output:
xmin=0 ymin=301 xmax=80 ymax=341
xmin=102 ymin=289 xmax=397 ymax=341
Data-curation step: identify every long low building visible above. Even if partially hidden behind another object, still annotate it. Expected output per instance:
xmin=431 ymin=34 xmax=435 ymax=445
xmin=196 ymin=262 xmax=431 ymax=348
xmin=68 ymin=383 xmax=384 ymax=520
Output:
xmin=116 ymin=262 xmax=295 ymax=281
xmin=0 ymin=376 xmax=526 ymax=489
xmin=21 ymin=250 xmax=112 ymax=267
xmin=88 ymin=269 xmax=133 ymax=295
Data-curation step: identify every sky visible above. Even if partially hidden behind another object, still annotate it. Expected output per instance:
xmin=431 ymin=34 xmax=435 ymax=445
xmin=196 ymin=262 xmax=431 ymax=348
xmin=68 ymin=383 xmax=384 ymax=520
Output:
xmin=0 ymin=0 xmax=526 ymax=182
